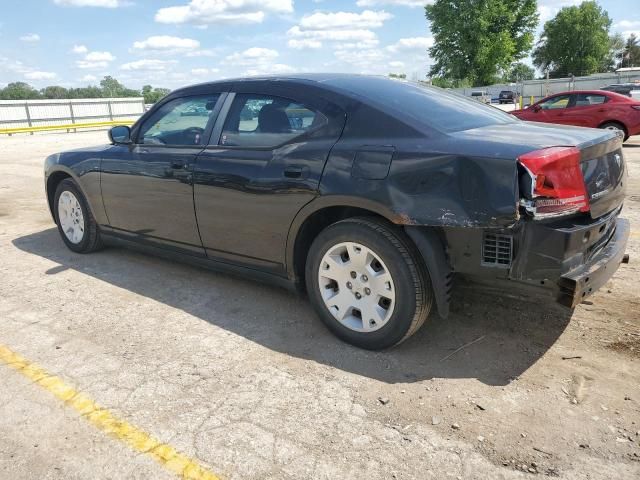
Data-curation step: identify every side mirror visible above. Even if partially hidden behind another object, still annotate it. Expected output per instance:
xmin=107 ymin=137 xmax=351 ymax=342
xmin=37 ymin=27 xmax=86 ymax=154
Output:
xmin=108 ymin=125 xmax=131 ymax=144
xmin=532 ymin=105 xmax=542 ymax=112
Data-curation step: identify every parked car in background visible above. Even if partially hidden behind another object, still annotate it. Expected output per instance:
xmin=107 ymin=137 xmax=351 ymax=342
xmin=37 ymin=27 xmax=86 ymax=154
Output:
xmin=44 ymin=75 xmax=629 ymax=350
xmin=498 ymin=90 xmax=517 ymax=104
xmin=511 ymin=90 xmax=640 ymax=140
xmin=470 ymin=90 xmax=491 ymax=104
xmin=601 ymin=83 xmax=640 ymax=98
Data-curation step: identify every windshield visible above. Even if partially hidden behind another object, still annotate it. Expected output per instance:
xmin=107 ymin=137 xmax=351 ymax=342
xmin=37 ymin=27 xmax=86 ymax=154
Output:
xmin=327 ymin=76 xmax=518 ymax=133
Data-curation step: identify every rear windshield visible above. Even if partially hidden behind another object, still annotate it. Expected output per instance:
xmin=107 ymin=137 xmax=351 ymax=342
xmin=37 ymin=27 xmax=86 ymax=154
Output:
xmin=327 ymin=76 xmax=517 ymax=133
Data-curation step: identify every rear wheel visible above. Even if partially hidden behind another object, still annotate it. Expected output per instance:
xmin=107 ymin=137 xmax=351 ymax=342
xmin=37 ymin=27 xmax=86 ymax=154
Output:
xmin=600 ymin=122 xmax=628 ymax=141
xmin=54 ymin=178 xmax=102 ymax=253
xmin=306 ymin=217 xmax=432 ymax=350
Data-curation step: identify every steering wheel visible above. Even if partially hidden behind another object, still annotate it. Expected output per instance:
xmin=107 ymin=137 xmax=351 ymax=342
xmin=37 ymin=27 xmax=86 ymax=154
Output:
xmin=184 ymin=126 xmax=205 ymax=145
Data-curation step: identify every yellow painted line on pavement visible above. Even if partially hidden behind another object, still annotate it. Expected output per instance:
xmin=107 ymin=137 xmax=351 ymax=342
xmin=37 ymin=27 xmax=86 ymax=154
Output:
xmin=0 ymin=120 xmax=135 ymax=135
xmin=0 ymin=344 xmax=220 ymax=480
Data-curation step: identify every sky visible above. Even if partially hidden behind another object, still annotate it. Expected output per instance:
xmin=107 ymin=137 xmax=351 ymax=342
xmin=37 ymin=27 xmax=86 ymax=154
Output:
xmin=0 ymin=0 xmax=639 ymax=90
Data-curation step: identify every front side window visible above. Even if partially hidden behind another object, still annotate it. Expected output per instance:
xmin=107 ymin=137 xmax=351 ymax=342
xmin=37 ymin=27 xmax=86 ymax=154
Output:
xmin=539 ymin=95 xmax=571 ymax=110
xmin=139 ymin=94 xmax=220 ymax=146
xmin=574 ymin=93 xmax=607 ymax=106
xmin=220 ymin=94 xmax=327 ymax=148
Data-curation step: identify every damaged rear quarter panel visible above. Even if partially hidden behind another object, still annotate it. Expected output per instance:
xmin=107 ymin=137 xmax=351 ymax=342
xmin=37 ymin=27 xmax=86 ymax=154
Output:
xmin=387 ymin=146 xmax=520 ymax=228
xmin=321 ymin=136 xmax=524 ymax=229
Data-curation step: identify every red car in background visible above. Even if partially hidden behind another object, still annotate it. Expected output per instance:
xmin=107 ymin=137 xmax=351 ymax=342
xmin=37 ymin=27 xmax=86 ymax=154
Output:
xmin=511 ymin=90 xmax=640 ymax=140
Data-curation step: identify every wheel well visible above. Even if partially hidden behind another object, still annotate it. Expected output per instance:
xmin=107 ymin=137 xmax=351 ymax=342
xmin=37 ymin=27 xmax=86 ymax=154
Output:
xmin=46 ymin=171 xmax=71 ymax=218
xmin=293 ymin=206 xmax=392 ymax=292
xmin=599 ymin=120 xmax=628 ymax=136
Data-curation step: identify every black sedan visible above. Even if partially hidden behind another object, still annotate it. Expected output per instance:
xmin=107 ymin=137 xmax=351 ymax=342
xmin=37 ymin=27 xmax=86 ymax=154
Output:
xmin=45 ymin=74 xmax=629 ymax=350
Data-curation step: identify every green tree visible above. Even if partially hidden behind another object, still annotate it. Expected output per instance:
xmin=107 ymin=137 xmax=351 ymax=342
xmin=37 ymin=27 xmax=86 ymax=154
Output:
xmin=533 ymin=1 xmax=614 ymax=77
xmin=40 ymin=85 xmax=69 ymax=99
xmin=504 ymin=62 xmax=535 ymax=82
xmin=99 ymin=76 xmax=127 ymax=97
xmin=617 ymin=34 xmax=640 ymax=68
xmin=430 ymin=76 xmax=471 ymax=88
xmin=425 ymin=0 xmax=538 ymax=86
xmin=141 ymin=85 xmax=170 ymax=103
xmin=0 ymin=82 xmax=40 ymax=100
xmin=388 ymin=73 xmax=407 ymax=79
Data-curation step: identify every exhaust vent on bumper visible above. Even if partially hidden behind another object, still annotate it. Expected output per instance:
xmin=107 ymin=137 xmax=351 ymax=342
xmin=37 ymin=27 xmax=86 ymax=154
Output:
xmin=482 ymin=233 xmax=513 ymax=268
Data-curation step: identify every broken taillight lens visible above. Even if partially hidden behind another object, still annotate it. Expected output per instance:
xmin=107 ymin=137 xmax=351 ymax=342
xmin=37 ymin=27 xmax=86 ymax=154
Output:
xmin=518 ymin=146 xmax=590 ymax=219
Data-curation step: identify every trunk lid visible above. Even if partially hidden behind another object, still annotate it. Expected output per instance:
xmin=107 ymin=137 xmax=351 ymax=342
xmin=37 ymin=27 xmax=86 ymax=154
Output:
xmin=450 ymin=121 xmax=626 ymax=219
xmin=580 ymin=136 xmax=627 ymax=219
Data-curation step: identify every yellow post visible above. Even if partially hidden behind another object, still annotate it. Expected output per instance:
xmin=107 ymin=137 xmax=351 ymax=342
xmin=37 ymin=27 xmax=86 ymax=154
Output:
xmin=530 ymin=95 xmax=534 ymax=106
xmin=519 ymin=96 xmax=523 ymax=110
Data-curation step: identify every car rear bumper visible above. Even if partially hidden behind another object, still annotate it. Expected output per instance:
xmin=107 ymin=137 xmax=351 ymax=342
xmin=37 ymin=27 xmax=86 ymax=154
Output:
xmin=556 ymin=218 xmax=629 ymax=307
xmin=441 ymin=209 xmax=630 ymax=309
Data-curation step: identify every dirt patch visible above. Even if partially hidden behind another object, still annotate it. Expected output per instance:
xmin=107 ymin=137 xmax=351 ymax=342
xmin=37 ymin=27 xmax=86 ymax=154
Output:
xmin=608 ymin=337 xmax=640 ymax=358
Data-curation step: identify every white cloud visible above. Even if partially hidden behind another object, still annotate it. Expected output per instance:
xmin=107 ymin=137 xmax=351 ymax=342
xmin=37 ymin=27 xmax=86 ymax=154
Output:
xmin=72 ymin=44 xmax=88 ymax=54
xmin=20 ymin=33 xmax=40 ymax=42
xmin=185 ymin=49 xmax=218 ymax=57
xmin=155 ymin=0 xmax=293 ymax=25
xmin=287 ymin=10 xmax=391 ymax=50
xmin=537 ymin=0 xmax=580 ymax=23
xmin=615 ymin=20 xmax=640 ymax=39
xmin=245 ymin=63 xmax=297 ymax=77
xmin=120 ymin=59 xmax=177 ymax=71
xmin=356 ymin=0 xmax=429 ymax=6
xmin=24 ymin=71 xmax=57 ymax=80
xmin=616 ymin=20 xmax=640 ymax=29
xmin=223 ymin=48 xmax=294 ymax=76
xmin=224 ymin=47 xmax=279 ymax=66
xmin=288 ymin=38 xmax=322 ymax=50
xmin=191 ymin=67 xmax=220 ymax=76
xmin=300 ymin=10 xmax=392 ymax=29
xmin=133 ymin=35 xmax=200 ymax=51
xmin=54 ymin=0 xmax=121 ymax=7
xmin=85 ymin=51 xmax=115 ymax=62
xmin=75 ymin=50 xmax=115 ymax=69
xmin=386 ymin=36 xmax=433 ymax=53
xmin=389 ymin=60 xmax=405 ymax=69
xmin=79 ymin=74 xmax=97 ymax=82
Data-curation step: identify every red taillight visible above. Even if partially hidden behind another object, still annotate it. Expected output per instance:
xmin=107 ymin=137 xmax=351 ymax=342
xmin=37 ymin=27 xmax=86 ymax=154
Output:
xmin=518 ymin=146 xmax=590 ymax=218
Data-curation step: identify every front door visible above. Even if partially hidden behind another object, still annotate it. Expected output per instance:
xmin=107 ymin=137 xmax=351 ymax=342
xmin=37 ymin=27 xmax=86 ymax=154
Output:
xmin=193 ymin=89 xmax=345 ymax=273
xmin=535 ymin=94 xmax=573 ymax=125
xmin=101 ymin=93 xmax=223 ymax=255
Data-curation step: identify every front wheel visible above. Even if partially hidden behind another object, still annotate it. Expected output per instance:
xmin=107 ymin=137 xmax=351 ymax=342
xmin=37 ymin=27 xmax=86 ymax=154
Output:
xmin=306 ymin=217 xmax=432 ymax=350
xmin=54 ymin=178 xmax=102 ymax=253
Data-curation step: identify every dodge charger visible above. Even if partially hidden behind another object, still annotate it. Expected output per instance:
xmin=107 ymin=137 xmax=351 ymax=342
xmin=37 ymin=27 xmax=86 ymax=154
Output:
xmin=44 ymin=74 xmax=630 ymax=350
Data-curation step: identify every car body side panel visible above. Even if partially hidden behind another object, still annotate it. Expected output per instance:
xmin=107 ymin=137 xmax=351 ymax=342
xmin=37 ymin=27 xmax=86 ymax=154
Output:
xmin=44 ymin=146 xmax=110 ymax=224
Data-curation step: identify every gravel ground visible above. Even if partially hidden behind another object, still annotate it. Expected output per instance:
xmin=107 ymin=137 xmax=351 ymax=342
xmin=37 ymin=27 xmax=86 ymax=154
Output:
xmin=0 ymin=130 xmax=639 ymax=479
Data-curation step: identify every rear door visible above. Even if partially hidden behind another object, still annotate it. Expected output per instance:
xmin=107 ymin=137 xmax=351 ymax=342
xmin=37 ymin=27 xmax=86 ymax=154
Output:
xmin=562 ymin=93 xmax=608 ymax=128
xmin=192 ymin=84 xmax=345 ymax=273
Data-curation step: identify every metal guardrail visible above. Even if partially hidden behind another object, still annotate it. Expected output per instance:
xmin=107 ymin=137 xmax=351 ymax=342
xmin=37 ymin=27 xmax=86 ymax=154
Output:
xmin=0 ymin=119 xmax=135 ymax=136
xmin=0 ymin=97 xmax=144 ymax=133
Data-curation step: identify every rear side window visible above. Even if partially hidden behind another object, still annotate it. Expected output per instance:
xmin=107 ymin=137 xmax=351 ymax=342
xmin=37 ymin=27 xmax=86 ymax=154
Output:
xmin=574 ymin=93 xmax=607 ymax=106
xmin=220 ymin=94 xmax=327 ymax=148
xmin=138 ymin=94 xmax=220 ymax=146
xmin=324 ymin=76 xmax=516 ymax=133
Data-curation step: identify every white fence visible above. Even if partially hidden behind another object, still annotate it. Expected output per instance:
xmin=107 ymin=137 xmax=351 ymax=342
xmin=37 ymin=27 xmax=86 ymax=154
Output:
xmin=0 ymin=97 xmax=145 ymax=130
xmin=453 ymin=72 xmax=640 ymax=105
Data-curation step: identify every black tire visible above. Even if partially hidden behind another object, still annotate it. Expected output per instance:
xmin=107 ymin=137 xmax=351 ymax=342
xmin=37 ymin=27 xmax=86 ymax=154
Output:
xmin=305 ymin=217 xmax=433 ymax=350
xmin=54 ymin=178 xmax=102 ymax=253
xmin=600 ymin=122 xmax=629 ymax=141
